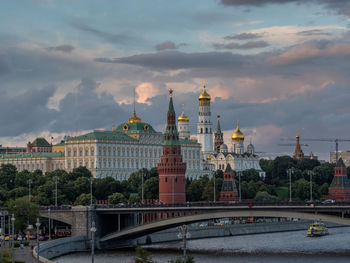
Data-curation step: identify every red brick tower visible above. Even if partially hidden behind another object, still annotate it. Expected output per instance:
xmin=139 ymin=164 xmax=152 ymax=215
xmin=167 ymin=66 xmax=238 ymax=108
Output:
xmin=293 ymin=134 xmax=304 ymax=159
xmin=219 ymin=164 xmax=239 ymax=202
xmin=158 ymin=90 xmax=187 ymax=204
xmin=328 ymin=157 xmax=350 ymax=201
xmin=214 ymin=115 xmax=224 ymax=153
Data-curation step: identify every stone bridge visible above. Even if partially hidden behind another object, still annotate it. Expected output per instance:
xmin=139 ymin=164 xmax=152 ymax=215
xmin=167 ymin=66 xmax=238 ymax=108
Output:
xmin=40 ymin=204 xmax=350 ymax=249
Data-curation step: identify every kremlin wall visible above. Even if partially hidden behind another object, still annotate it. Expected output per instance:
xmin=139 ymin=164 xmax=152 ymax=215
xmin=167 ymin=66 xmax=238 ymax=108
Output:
xmin=0 ymin=84 xmax=265 ymax=203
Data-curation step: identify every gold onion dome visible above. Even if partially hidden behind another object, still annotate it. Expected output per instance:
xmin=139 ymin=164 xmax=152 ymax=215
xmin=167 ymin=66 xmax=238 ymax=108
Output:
xmin=178 ymin=104 xmax=189 ymax=122
xmin=198 ymin=85 xmax=211 ymax=101
xmin=232 ymin=121 xmax=245 ymax=141
xmin=128 ymin=110 xmax=142 ymax=123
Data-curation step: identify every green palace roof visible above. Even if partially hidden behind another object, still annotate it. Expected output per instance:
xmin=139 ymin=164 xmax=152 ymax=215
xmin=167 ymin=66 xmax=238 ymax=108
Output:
xmin=31 ymin=137 xmax=51 ymax=147
xmin=179 ymin=138 xmax=200 ymax=146
xmin=54 ymin=141 xmax=65 ymax=146
xmin=66 ymin=130 xmax=137 ymax=142
xmin=116 ymin=122 xmax=158 ymax=134
xmin=0 ymin=152 xmax=64 ymax=159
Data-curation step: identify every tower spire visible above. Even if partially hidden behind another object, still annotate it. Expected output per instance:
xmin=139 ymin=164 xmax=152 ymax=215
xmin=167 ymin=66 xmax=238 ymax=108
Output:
xmin=128 ymin=88 xmax=142 ymax=123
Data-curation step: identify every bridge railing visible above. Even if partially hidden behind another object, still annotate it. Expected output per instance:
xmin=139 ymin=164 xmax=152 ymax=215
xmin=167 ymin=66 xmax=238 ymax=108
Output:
xmin=38 ymin=201 xmax=350 ymax=211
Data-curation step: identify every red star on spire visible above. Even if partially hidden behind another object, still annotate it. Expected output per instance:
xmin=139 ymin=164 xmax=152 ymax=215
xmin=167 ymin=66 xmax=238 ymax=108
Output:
xmin=169 ymin=89 xmax=173 ymax=96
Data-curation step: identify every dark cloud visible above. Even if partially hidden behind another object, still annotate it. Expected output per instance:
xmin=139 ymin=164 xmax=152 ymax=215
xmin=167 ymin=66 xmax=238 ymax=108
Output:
xmin=155 ymin=41 xmax=176 ymax=51
xmin=0 ymin=86 xmax=56 ymax=136
xmin=213 ymin=40 xmax=269 ymax=50
xmin=0 ymin=55 xmax=11 ymax=75
xmin=68 ymin=20 xmax=135 ymax=44
xmin=0 ymin=78 xmax=129 ymax=137
xmin=95 ymin=51 xmax=249 ymax=70
xmin=224 ymin=32 xmax=262 ymax=40
xmin=220 ymin=0 xmax=350 ymax=17
xmin=45 ymin=45 xmax=75 ymax=53
xmin=51 ymin=78 xmax=128 ymax=132
xmin=297 ymin=29 xmax=331 ymax=36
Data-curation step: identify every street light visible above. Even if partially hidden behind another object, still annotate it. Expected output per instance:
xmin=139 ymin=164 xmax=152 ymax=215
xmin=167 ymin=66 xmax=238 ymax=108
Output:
xmin=28 ymin=179 xmax=32 ymax=202
xmin=287 ymin=168 xmax=293 ymax=202
xmin=309 ymin=170 xmax=313 ymax=202
xmin=213 ymin=171 xmax=216 ymax=203
xmin=35 ymin=218 xmax=40 ymax=263
xmin=54 ymin=176 xmax=58 ymax=207
xmin=11 ymin=214 xmax=15 ymax=263
xmin=90 ymin=221 xmax=96 ymax=263
xmin=177 ymin=225 xmax=191 ymax=263
xmin=141 ymin=173 xmax=145 ymax=204
xmin=238 ymin=171 xmax=242 ymax=202
xmin=48 ymin=208 xmax=51 ymax=241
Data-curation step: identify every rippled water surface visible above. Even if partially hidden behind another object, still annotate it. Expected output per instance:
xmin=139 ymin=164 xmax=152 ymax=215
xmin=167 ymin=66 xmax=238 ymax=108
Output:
xmin=55 ymin=227 xmax=350 ymax=263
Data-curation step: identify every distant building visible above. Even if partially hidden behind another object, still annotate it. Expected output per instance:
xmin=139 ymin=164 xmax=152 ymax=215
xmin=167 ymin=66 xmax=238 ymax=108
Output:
xmin=0 ymin=146 xmax=26 ymax=154
xmin=293 ymin=134 xmax=304 ymax=159
xmin=327 ymin=157 xmax=350 ymax=202
xmin=208 ymin=121 xmax=265 ymax=178
xmin=330 ymin=151 xmax=350 ymax=167
xmin=219 ymin=164 xmax=238 ymax=202
xmin=27 ymin=137 xmax=52 ymax=153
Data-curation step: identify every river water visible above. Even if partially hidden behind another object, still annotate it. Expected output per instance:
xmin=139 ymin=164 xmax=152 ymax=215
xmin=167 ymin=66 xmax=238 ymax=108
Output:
xmin=55 ymin=227 xmax=350 ymax=263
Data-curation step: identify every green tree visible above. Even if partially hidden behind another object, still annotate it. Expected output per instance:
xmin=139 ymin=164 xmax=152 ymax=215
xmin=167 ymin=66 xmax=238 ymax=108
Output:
xmin=186 ymin=176 xmax=209 ymax=202
xmin=73 ymin=177 xmax=90 ymax=195
xmin=168 ymin=256 xmax=195 ymax=263
xmin=134 ymin=246 xmax=157 ymax=263
xmin=319 ymin=182 xmax=329 ymax=196
xmin=144 ymin=177 xmax=159 ymax=200
xmin=108 ymin=192 xmax=127 ymax=204
xmin=75 ymin=193 xmax=96 ymax=206
xmin=254 ymin=191 xmax=278 ymax=202
xmin=94 ymin=177 xmax=122 ymax=200
xmin=0 ymin=164 xmax=17 ymax=189
xmin=6 ymin=196 xmax=39 ymax=231
xmin=129 ymin=194 xmax=141 ymax=203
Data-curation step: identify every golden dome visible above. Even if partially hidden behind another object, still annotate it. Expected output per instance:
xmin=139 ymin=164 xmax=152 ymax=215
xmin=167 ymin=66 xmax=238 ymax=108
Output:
xmin=128 ymin=110 xmax=142 ymax=123
xmin=232 ymin=121 xmax=244 ymax=141
xmin=178 ymin=104 xmax=189 ymax=122
xmin=199 ymin=85 xmax=211 ymax=101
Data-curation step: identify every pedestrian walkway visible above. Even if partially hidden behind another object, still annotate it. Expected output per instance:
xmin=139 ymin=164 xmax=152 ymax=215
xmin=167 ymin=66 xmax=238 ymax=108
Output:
xmin=14 ymin=246 xmax=36 ymax=263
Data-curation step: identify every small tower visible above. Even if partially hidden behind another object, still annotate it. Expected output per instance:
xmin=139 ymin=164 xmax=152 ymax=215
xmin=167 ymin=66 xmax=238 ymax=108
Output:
xmin=197 ymin=80 xmax=213 ymax=159
xmin=328 ymin=157 xmax=350 ymax=201
xmin=231 ymin=121 xmax=244 ymax=154
xmin=293 ymin=134 xmax=304 ymax=159
xmin=158 ymin=89 xmax=187 ymax=204
xmin=219 ymin=164 xmax=239 ymax=202
xmin=178 ymin=104 xmax=190 ymax=139
xmin=214 ymin=115 xmax=224 ymax=153
xmin=247 ymin=138 xmax=255 ymax=155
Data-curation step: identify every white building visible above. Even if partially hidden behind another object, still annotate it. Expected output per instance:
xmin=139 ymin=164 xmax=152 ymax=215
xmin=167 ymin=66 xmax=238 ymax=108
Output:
xmin=208 ymin=122 xmax=265 ymax=178
xmin=197 ymin=84 xmax=213 ymax=160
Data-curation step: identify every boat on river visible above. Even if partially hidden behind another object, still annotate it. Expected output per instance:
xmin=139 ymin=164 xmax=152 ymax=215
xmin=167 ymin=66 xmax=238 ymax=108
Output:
xmin=307 ymin=222 xmax=329 ymax=237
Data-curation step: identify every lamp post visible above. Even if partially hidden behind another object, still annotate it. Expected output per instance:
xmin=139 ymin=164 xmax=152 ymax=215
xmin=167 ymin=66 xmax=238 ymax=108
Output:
xmin=48 ymin=208 xmax=51 ymax=240
xmin=213 ymin=171 xmax=216 ymax=203
xmin=1 ymin=215 xmax=4 ymax=259
xmin=309 ymin=170 xmax=313 ymax=202
xmin=238 ymin=171 xmax=242 ymax=202
xmin=141 ymin=173 xmax=145 ymax=204
xmin=90 ymin=176 xmax=93 ymax=207
xmin=90 ymin=221 xmax=96 ymax=263
xmin=11 ymin=214 xmax=15 ymax=263
xmin=35 ymin=218 xmax=40 ymax=263
xmin=28 ymin=179 xmax=32 ymax=202
xmin=54 ymin=176 xmax=58 ymax=207
xmin=287 ymin=168 xmax=293 ymax=202
xmin=177 ymin=225 xmax=190 ymax=263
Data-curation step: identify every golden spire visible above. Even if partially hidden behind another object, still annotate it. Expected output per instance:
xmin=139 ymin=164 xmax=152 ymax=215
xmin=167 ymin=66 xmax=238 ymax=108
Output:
xmin=199 ymin=79 xmax=211 ymax=100
xmin=178 ymin=104 xmax=189 ymax=122
xmin=232 ymin=120 xmax=245 ymax=141
xmin=128 ymin=88 xmax=142 ymax=123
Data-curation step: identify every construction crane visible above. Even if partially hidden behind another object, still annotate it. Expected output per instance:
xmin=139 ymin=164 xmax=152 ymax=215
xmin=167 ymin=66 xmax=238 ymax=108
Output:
xmin=282 ymin=137 xmax=350 ymax=161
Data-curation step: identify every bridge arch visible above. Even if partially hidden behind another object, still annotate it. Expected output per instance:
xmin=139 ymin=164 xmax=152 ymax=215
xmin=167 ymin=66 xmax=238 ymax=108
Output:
xmin=100 ymin=210 xmax=350 ymax=243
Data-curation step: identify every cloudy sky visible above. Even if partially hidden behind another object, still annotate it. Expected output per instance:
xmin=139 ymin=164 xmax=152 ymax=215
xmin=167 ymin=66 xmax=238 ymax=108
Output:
xmin=1 ymin=0 xmax=350 ymax=160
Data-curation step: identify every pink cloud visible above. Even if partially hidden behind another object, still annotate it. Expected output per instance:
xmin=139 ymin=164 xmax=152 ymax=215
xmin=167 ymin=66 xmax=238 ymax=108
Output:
xmin=269 ymin=41 xmax=350 ymax=65
xmin=135 ymin=82 xmax=163 ymax=105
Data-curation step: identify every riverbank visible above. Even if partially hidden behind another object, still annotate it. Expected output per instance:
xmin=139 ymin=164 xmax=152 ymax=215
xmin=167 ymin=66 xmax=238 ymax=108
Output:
xmin=55 ymin=227 xmax=350 ymax=263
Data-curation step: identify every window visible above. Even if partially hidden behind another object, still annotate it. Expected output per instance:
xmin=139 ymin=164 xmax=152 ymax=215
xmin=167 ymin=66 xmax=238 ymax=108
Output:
xmin=79 ymin=148 xmax=83 ymax=156
xmin=91 ymin=147 xmax=95 ymax=156
xmin=85 ymin=148 xmax=89 ymax=156
xmin=200 ymin=128 xmax=203 ymax=133
xmin=165 ymin=177 xmax=168 ymax=182
xmin=73 ymin=148 xmax=77 ymax=157
xmin=68 ymin=149 xmax=71 ymax=157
